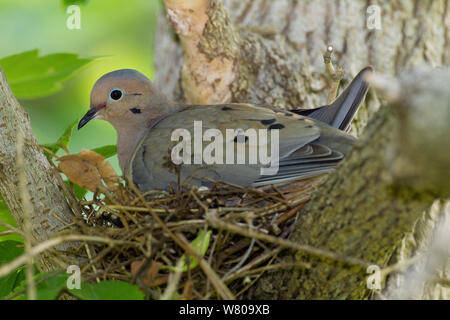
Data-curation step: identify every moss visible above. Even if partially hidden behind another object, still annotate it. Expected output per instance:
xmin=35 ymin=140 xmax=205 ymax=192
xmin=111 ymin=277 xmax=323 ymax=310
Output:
xmin=248 ymin=107 xmax=435 ymax=299
xmin=198 ymin=0 xmax=240 ymax=60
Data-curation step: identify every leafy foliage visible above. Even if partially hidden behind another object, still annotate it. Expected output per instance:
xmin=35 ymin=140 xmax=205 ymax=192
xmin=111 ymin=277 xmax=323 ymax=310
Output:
xmin=69 ymin=280 xmax=145 ymax=300
xmin=42 ymin=119 xmax=78 ymax=158
xmin=0 ymin=50 xmax=92 ymax=99
xmin=11 ymin=271 xmax=69 ymax=300
xmin=41 ymin=122 xmax=118 ymax=200
xmin=0 ymin=197 xmax=22 ymax=243
xmin=64 ymin=181 xmax=88 ymax=200
xmin=163 ymin=229 xmax=212 ymax=272
xmin=91 ymin=145 xmax=117 ymax=159
xmin=0 ymin=240 xmax=25 ymax=299
xmin=63 ymin=0 xmax=89 ymax=7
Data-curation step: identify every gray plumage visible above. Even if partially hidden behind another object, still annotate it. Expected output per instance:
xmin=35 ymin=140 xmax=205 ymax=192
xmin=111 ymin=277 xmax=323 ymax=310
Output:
xmin=79 ymin=67 xmax=372 ymax=192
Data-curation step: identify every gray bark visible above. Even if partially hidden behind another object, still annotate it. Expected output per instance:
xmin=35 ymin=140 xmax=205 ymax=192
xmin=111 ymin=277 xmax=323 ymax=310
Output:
xmin=0 ymin=0 xmax=448 ymax=299
xmin=0 ymin=67 xmax=74 ymax=271
xmin=154 ymin=0 xmax=450 ymax=299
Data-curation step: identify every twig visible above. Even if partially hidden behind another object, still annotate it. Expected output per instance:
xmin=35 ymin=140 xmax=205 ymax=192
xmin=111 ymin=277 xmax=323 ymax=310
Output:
xmin=0 ymin=220 xmax=24 ymax=236
xmin=223 ymin=247 xmax=283 ymax=282
xmin=129 ymin=183 xmax=235 ymax=300
xmin=379 ymin=255 xmax=422 ymax=278
xmin=226 ymin=261 xmax=311 ymax=282
xmin=17 ymin=131 xmax=36 ymax=300
xmin=0 ymin=230 xmax=16 ymax=236
xmin=223 ymin=239 xmax=255 ymax=279
xmin=323 ymin=45 xmax=344 ymax=103
xmin=0 ymin=234 xmax=135 ymax=278
xmin=84 ymin=243 xmax=100 ymax=283
xmin=207 ymin=212 xmax=370 ymax=268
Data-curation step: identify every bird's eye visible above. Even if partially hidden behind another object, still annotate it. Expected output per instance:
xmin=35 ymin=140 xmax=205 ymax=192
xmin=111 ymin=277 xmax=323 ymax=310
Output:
xmin=109 ymin=89 xmax=123 ymax=100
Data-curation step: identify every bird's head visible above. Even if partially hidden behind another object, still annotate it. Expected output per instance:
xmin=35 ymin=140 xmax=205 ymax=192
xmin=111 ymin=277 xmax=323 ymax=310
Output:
xmin=78 ymin=69 xmax=169 ymax=130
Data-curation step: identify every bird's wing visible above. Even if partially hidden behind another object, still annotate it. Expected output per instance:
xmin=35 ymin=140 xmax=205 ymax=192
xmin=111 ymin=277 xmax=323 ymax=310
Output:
xmin=129 ymin=103 xmax=340 ymax=191
xmin=292 ymin=66 xmax=372 ymax=131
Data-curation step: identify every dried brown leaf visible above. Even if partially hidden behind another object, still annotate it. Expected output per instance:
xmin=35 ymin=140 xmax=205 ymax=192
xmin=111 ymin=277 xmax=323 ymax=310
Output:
xmin=58 ymin=149 xmax=120 ymax=192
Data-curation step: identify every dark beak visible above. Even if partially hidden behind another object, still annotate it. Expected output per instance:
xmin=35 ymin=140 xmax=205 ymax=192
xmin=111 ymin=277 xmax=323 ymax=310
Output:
xmin=78 ymin=108 xmax=98 ymax=130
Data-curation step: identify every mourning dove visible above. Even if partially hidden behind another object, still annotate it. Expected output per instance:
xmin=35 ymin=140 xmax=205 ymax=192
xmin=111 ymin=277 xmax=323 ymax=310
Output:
xmin=78 ymin=67 xmax=372 ymax=191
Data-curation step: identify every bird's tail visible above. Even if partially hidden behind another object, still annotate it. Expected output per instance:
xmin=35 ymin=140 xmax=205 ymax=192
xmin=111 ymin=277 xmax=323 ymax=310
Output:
xmin=292 ymin=66 xmax=373 ymax=131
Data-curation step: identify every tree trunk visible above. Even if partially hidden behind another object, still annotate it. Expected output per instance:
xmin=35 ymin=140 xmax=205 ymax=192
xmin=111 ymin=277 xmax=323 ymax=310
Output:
xmin=0 ymin=67 xmax=74 ymax=271
xmin=0 ymin=0 xmax=448 ymax=299
xmin=155 ymin=0 xmax=450 ymax=136
xmin=154 ymin=0 xmax=450 ymax=299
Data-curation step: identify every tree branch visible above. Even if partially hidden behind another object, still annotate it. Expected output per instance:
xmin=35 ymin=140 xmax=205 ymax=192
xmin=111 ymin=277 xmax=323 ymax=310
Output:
xmin=0 ymin=66 xmax=74 ymax=271
xmin=247 ymin=68 xmax=450 ymax=299
xmin=163 ymin=0 xmax=240 ymax=104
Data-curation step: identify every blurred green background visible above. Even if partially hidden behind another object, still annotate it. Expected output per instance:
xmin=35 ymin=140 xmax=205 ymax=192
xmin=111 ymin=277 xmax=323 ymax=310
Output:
xmin=0 ymin=0 xmax=161 ymax=242
xmin=0 ymin=0 xmax=161 ymax=171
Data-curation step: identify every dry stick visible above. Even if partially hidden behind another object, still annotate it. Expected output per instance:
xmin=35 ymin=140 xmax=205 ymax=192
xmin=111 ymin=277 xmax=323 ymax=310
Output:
xmin=204 ymin=229 xmax=221 ymax=298
xmin=0 ymin=230 xmax=16 ymax=236
xmin=161 ymin=236 xmax=188 ymax=300
xmin=276 ymin=201 xmax=307 ymax=225
xmin=222 ymin=247 xmax=283 ymax=282
xmin=0 ymin=220 xmax=24 ymax=236
xmin=0 ymin=235 xmax=134 ymax=278
xmin=84 ymin=243 xmax=100 ymax=283
xmin=129 ymin=183 xmax=235 ymax=300
xmin=226 ymin=261 xmax=311 ymax=282
xmin=379 ymin=254 xmax=422 ymax=279
xmin=206 ymin=213 xmax=371 ymax=268
xmin=323 ymin=45 xmax=344 ymax=104
xmin=235 ymin=254 xmax=279 ymax=298
xmin=17 ymin=132 xmax=36 ymax=300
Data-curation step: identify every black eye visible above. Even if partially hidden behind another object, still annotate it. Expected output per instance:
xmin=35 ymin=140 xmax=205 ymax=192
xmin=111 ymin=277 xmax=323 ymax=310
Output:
xmin=110 ymin=89 xmax=123 ymax=100
xmin=130 ymin=108 xmax=141 ymax=114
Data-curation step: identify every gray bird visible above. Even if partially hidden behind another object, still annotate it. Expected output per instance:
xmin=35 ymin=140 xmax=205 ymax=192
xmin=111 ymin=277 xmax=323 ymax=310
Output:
xmin=78 ymin=67 xmax=372 ymax=192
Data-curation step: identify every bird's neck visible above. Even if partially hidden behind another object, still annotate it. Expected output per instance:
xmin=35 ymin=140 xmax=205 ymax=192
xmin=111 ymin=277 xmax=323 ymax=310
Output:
xmin=117 ymin=125 xmax=148 ymax=175
xmin=115 ymin=102 xmax=182 ymax=175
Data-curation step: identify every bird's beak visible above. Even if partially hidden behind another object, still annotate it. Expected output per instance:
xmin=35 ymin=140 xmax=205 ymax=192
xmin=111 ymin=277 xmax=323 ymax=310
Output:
xmin=78 ymin=105 xmax=105 ymax=130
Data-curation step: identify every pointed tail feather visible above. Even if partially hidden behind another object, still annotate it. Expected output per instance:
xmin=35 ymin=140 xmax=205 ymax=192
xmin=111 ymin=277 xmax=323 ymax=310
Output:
xmin=292 ymin=66 xmax=373 ymax=131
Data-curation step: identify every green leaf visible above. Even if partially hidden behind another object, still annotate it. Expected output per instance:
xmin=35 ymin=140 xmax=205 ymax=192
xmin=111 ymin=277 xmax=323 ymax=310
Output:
xmin=0 ymin=196 xmax=20 ymax=238
xmin=0 ymin=50 xmax=92 ymax=99
xmin=70 ymin=280 xmax=145 ymax=300
xmin=63 ymin=0 xmax=89 ymax=7
xmin=11 ymin=271 xmax=68 ymax=300
xmin=163 ymin=229 xmax=212 ymax=272
xmin=0 ymin=240 xmax=25 ymax=299
xmin=64 ymin=180 xmax=88 ymax=200
xmin=57 ymin=120 xmax=78 ymax=151
xmin=0 ymin=199 xmax=22 ymax=243
xmin=0 ymin=240 xmax=24 ymax=264
xmin=91 ymin=145 xmax=117 ymax=159
xmin=42 ymin=119 xmax=78 ymax=158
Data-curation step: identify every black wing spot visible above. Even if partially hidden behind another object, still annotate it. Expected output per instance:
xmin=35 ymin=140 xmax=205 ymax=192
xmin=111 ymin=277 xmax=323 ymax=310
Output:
xmin=234 ymin=135 xmax=249 ymax=143
xmin=284 ymin=112 xmax=293 ymax=116
xmin=306 ymin=125 xmax=314 ymax=128
xmin=260 ymin=118 xmax=276 ymax=125
xmin=269 ymin=123 xmax=285 ymax=130
xmin=130 ymin=107 xmax=142 ymax=114
xmin=222 ymin=106 xmax=233 ymax=111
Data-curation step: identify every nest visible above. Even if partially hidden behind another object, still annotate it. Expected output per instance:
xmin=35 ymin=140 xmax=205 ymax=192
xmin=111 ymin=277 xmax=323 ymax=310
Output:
xmin=57 ymin=172 xmax=325 ymax=299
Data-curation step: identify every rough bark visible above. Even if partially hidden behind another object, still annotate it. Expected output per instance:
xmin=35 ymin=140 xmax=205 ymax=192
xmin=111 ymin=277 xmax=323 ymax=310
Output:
xmin=0 ymin=0 xmax=448 ymax=299
xmin=155 ymin=0 xmax=450 ymax=136
xmin=154 ymin=0 xmax=450 ymax=299
xmin=0 ymin=67 xmax=74 ymax=271
xmin=248 ymin=68 xmax=450 ymax=299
